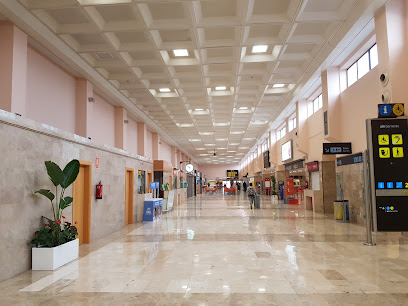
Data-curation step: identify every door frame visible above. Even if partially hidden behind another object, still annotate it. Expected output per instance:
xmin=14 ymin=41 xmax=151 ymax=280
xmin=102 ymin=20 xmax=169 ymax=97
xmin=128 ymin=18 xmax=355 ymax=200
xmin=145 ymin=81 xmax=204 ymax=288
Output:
xmin=73 ymin=160 xmax=92 ymax=244
xmin=125 ymin=168 xmax=134 ymax=225
xmin=147 ymin=171 xmax=153 ymax=193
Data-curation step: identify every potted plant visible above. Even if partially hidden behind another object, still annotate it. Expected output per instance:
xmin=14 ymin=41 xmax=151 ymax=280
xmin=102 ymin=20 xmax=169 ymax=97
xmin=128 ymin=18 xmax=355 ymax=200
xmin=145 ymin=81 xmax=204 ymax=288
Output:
xmin=31 ymin=159 xmax=80 ymax=270
xmin=271 ymin=176 xmax=278 ymax=203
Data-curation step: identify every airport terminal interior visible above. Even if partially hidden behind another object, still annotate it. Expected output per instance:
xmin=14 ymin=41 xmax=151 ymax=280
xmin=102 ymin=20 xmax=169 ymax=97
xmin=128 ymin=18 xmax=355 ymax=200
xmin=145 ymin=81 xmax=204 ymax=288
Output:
xmin=1 ymin=0 xmax=408 ymax=304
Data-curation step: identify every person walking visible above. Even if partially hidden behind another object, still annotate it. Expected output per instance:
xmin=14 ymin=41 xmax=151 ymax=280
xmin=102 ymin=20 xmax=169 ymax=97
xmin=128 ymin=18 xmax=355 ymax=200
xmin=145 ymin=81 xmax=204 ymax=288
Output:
xmin=243 ymin=181 xmax=247 ymax=192
xmin=247 ymin=183 xmax=256 ymax=209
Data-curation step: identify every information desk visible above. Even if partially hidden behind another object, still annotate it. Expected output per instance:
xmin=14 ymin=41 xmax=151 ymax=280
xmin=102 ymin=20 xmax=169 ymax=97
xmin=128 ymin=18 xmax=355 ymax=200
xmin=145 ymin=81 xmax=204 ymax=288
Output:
xmin=143 ymin=198 xmax=163 ymax=222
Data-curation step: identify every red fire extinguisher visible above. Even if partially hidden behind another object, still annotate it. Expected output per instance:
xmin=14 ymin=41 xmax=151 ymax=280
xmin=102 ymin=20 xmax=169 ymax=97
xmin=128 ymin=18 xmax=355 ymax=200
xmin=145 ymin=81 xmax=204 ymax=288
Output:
xmin=96 ymin=181 xmax=103 ymax=199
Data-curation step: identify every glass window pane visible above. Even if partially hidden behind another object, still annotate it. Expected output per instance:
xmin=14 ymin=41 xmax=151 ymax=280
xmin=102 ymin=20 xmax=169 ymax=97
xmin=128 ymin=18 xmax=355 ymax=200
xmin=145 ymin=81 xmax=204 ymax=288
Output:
xmin=293 ymin=118 xmax=297 ymax=128
xmin=308 ymin=102 xmax=314 ymax=117
xmin=288 ymin=120 xmax=293 ymax=131
xmin=318 ymin=94 xmax=323 ymax=109
xmin=358 ymin=52 xmax=370 ymax=79
xmin=347 ymin=62 xmax=357 ymax=87
xmin=281 ymin=127 xmax=286 ymax=137
xmin=370 ymin=44 xmax=378 ymax=68
xmin=314 ymin=97 xmax=319 ymax=112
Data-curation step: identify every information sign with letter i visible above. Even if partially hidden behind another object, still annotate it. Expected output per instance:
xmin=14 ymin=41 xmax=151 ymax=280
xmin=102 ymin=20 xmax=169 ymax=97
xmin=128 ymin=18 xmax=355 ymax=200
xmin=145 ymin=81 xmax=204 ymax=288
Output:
xmin=366 ymin=118 xmax=408 ymax=231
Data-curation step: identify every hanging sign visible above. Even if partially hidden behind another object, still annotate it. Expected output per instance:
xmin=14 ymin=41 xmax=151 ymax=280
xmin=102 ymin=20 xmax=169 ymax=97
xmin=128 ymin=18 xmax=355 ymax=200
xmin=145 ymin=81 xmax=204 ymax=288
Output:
xmin=227 ymin=170 xmax=239 ymax=177
xmin=323 ymin=143 xmax=352 ymax=154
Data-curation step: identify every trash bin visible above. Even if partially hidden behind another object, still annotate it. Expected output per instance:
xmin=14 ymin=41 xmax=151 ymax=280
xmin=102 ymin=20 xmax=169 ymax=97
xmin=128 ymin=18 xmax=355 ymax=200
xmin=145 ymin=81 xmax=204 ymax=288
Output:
xmin=334 ymin=200 xmax=349 ymax=222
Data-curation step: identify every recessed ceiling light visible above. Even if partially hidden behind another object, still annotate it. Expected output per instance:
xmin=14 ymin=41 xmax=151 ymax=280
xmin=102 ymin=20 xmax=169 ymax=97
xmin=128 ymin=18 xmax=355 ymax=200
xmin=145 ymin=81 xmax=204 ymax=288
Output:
xmin=199 ymin=132 xmax=213 ymax=136
xmin=215 ymin=86 xmax=227 ymax=91
xmin=252 ymin=45 xmax=268 ymax=53
xmin=189 ymin=139 xmax=201 ymax=142
xmin=214 ymin=122 xmax=230 ymax=127
xmin=159 ymin=88 xmax=171 ymax=92
xmin=173 ymin=49 xmax=189 ymax=57
xmin=204 ymin=144 xmax=216 ymax=146
xmin=229 ymin=143 xmax=240 ymax=145
xmin=239 ymin=107 xmax=248 ymax=110
xmin=216 ymin=138 xmax=227 ymax=141
xmin=273 ymin=84 xmax=285 ymax=88
xmin=230 ymin=131 xmax=245 ymax=134
xmin=196 ymin=148 xmax=206 ymax=150
xmin=176 ymin=123 xmax=194 ymax=127
xmin=195 ymin=108 xmax=204 ymax=111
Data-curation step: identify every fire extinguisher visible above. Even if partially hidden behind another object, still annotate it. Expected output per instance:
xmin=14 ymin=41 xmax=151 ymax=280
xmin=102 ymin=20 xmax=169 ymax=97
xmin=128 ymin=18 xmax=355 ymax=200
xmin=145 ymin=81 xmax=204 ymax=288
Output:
xmin=305 ymin=180 xmax=308 ymax=189
xmin=96 ymin=181 xmax=103 ymax=199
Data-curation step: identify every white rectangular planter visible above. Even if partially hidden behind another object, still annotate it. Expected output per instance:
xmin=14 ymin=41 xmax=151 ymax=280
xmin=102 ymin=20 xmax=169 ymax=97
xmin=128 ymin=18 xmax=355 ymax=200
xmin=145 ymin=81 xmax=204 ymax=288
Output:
xmin=32 ymin=238 xmax=79 ymax=270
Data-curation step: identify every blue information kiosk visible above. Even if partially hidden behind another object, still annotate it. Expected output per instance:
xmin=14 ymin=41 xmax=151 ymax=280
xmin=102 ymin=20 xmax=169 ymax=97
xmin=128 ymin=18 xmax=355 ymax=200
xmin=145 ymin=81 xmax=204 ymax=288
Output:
xmin=143 ymin=182 xmax=163 ymax=222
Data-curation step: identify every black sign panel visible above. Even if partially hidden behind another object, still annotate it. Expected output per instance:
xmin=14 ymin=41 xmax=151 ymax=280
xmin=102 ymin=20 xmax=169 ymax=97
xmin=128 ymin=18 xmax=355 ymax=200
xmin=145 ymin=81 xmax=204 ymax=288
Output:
xmin=323 ymin=142 xmax=352 ymax=155
xmin=378 ymin=103 xmax=404 ymax=118
xmin=336 ymin=152 xmax=363 ymax=167
xmin=370 ymin=118 xmax=408 ymax=231
xmin=227 ymin=170 xmax=238 ymax=178
xmin=263 ymin=151 xmax=270 ymax=169
xmin=285 ymin=160 xmax=304 ymax=171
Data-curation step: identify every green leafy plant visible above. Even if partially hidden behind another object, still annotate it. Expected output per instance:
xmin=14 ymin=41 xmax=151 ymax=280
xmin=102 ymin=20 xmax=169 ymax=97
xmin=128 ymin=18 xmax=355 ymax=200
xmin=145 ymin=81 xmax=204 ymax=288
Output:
xmin=31 ymin=216 xmax=78 ymax=248
xmin=35 ymin=160 xmax=80 ymax=221
xmin=271 ymin=176 xmax=277 ymax=196
xmin=31 ymin=159 xmax=80 ymax=248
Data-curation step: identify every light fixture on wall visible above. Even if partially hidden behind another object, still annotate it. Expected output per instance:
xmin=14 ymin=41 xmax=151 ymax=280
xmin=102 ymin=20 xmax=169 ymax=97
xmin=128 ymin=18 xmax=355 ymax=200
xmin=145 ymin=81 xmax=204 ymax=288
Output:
xmin=88 ymin=97 xmax=95 ymax=103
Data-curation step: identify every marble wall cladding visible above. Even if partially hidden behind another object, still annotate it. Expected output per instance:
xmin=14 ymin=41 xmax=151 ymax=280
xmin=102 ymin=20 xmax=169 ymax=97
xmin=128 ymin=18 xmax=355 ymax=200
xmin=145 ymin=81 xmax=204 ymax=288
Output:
xmin=321 ymin=161 xmax=337 ymax=214
xmin=0 ymin=115 xmax=152 ymax=282
xmin=336 ymin=163 xmax=365 ymax=225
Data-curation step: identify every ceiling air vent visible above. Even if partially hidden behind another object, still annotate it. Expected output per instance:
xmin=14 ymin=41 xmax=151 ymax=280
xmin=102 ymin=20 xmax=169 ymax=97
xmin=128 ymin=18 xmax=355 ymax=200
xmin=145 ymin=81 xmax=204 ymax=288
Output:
xmin=95 ymin=52 xmax=114 ymax=60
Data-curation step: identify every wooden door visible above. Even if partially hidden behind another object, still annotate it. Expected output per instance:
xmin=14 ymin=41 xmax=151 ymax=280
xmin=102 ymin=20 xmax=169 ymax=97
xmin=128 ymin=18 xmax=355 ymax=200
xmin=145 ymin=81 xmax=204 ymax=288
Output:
xmin=147 ymin=171 xmax=153 ymax=193
xmin=73 ymin=162 xmax=92 ymax=245
xmin=125 ymin=168 xmax=134 ymax=224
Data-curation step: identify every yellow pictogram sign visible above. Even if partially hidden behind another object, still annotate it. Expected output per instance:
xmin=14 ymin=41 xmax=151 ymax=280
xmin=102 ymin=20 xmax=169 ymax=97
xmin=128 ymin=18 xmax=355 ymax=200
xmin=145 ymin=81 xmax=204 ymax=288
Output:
xmin=379 ymin=147 xmax=390 ymax=158
xmin=378 ymin=134 xmax=389 ymax=145
xmin=393 ymin=147 xmax=404 ymax=158
xmin=393 ymin=103 xmax=404 ymax=116
xmin=392 ymin=134 xmax=403 ymax=145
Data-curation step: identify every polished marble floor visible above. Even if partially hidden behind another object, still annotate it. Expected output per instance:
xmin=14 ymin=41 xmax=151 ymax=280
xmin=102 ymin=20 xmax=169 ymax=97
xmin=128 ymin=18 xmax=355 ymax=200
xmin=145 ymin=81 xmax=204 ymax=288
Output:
xmin=2 ymin=192 xmax=408 ymax=305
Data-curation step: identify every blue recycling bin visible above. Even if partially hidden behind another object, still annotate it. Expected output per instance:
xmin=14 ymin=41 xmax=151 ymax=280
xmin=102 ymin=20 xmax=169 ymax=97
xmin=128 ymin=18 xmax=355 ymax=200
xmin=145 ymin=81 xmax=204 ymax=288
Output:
xmin=143 ymin=198 xmax=163 ymax=222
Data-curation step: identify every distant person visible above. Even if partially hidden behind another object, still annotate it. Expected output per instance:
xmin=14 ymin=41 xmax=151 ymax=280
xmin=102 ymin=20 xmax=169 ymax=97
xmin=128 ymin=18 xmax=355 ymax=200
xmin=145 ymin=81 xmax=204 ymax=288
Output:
xmin=237 ymin=183 xmax=240 ymax=191
xmin=247 ymin=183 xmax=256 ymax=209
xmin=243 ymin=181 xmax=247 ymax=192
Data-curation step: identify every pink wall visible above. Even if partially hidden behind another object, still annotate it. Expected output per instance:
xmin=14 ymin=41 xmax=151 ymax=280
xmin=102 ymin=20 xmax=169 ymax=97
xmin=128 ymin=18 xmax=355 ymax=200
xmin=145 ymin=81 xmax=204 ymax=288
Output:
xmin=127 ymin=117 xmax=138 ymax=155
xmin=145 ymin=130 xmax=153 ymax=159
xmin=26 ymin=47 xmax=76 ymax=133
xmin=160 ymin=140 xmax=172 ymax=165
xmin=340 ymin=67 xmax=380 ymax=153
xmin=200 ymin=164 xmax=241 ymax=179
xmin=89 ymin=94 xmax=115 ymax=147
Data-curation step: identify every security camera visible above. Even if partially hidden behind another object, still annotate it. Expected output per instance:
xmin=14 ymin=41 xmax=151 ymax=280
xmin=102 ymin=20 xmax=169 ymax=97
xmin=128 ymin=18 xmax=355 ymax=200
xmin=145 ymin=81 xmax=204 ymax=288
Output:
xmin=380 ymin=72 xmax=389 ymax=87
xmin=382 ymin=89 xmax=391 ymax=103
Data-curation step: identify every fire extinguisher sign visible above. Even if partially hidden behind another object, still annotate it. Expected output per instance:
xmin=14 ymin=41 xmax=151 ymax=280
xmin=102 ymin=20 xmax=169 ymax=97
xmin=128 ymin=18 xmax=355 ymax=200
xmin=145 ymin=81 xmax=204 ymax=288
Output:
xmin=95 ymin=157 xmax=99 ymax=168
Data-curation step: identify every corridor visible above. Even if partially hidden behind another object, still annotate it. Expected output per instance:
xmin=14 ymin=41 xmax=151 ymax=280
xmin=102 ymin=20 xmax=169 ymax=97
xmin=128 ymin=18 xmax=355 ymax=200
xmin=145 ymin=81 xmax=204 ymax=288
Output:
xmin=1 ymin=193 xmax=408 ymax=305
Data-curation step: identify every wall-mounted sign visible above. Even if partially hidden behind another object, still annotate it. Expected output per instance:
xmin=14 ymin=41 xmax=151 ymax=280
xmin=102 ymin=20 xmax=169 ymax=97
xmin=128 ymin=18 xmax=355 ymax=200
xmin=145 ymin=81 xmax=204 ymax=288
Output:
xmin=323 ymin=142 xmax=352 ymax=154
xmin=285 ymin=160 xmax=304 ymax=171
xmin=336 ymin=152 xmax=363 ymax=167
xmin=306 ymin=162 xmax=319 ymax=172
xmin=227 ymin=170 xmax=239 ymax=177
xmin=95 ymin=157 xmax=99 ymax=169
xmin=378 ymin=103 xmax=404 ymax=118
xmin=282 ymin=140 xmax=292 ymax=162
